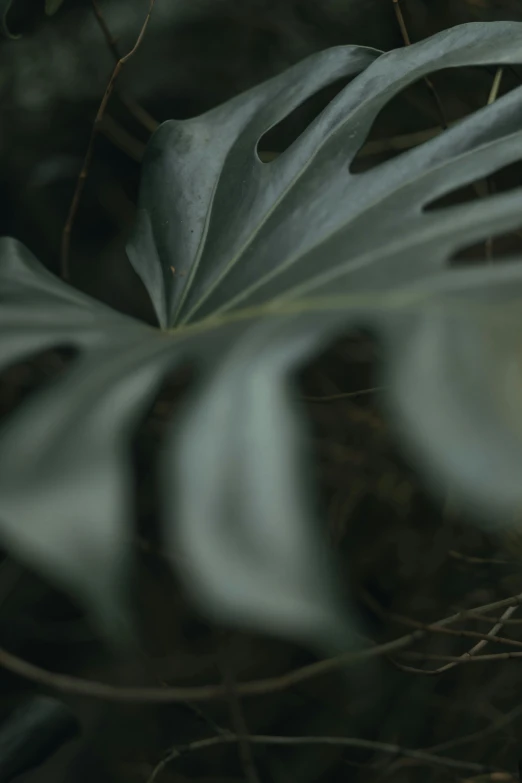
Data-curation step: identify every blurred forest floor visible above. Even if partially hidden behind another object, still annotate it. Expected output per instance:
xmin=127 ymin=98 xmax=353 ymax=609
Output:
xmin=2 ymin=2 xmax=522 ymax=782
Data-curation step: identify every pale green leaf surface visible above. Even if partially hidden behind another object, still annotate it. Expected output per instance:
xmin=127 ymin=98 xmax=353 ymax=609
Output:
xmin=384 ymin=262 xmax=522 ymax=523
xmin=166 ymin=314 xmax=357 ymax=650
xmin=126 ymin=22 xmax=522 ymax=639
xmin=128 ymin=23 xmax=522 ymax=326
xmin=2 ymin=24 xmax=522 ymax=646
xmin=0 ymin=239 xmax=180 ymax=637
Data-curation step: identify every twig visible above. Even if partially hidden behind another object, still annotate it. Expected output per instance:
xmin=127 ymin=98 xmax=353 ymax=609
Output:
xmin=121 ymin=96 xmax=159 ymax=133
xmin=91 ymin=0 xmax=159 ymax=132
xmin=146 ymin=732 xmax=504 ymax=783
xmin=220 ymin=654 xmax=260 ymax=783
xmin=397 ymin=648 xmax=522 ymax=665
xmin=392 ymin=0 xmax=411 ymax=45
xmin=98 ymin=114 xmax=146 ymax=162
xmin=386 ymin=606 xmax=522 ymax=650
xmin=60 ymin=0 xmax=156 ymax=281
xmin=465 ymin=612 xmax=522 ymax=625
xmin=488 ymin=68 xmax=504 ymax=106
xmin=0 ymin=633 xmax=419 ymax=703
xmin=91 ymin=0 xmax=119 ymax=60
xmin=392 ymin=0 xmax=448 ymax=130
xmin=391 ymin=605 xmax=519 ymax=674
xmin=1 ymin=593 xmax=522 ymax=703
xmin=425 ymin=704 xmax=522 ymax=754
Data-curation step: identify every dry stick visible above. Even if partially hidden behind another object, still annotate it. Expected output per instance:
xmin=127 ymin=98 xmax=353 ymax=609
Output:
xmin=0 ymin=632 xmax=419 ymax=704
xmin=466 ymin=612 xmax=522 ymax=625
xmin=91 ymin=0 xmax=119 ymax=60
xmin=99 ymin=113 xmax=146 ymax=162
xmin=0 ymin=595 xmax=519 ymax=705
xmin=60 ymin=0 xmax=156 ymax=281
xmin=1 ymin=593 xmax=522 ymax=704
xmin=146 ymin=732 xmax=503 ymax=783
xmin=398 ymin=649 xmax=522 ymax=664
xmin=425 ymin=703 xmax=522 ymax=755
xmin=391 ymin=605 xmax=519 ymax=675
xmin=488 ymin=68 xmax=504 ymax=106
xmin=387 ymin=606 xmax=522 ymax=650
xmin=91 ymin=0 xmax=159 ymax=132
xmin=220 ymin=658 xmax=261 ymax=783
xmin=392 ymin=0 xmax=448 ymax=130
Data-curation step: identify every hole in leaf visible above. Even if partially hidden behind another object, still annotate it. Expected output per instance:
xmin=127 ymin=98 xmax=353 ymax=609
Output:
xmin=256 ymin=75 xmax=361 ymax=162
xmin=424 ymin=160 xmax=522 ymax=212
xmin=0 ymin=346 xmax=78 ymax=427
xmin=423 ymin=158 xmax=522 ymax=266
xmin=350 ymin=64 xmax=520 ymax=173
xmin=450 ymin=230 xmax=522 ymax=267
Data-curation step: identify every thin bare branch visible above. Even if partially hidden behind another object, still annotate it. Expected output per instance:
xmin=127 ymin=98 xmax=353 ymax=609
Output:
xmin=1 ymin=593 xmax=522 ymax=703
xmin=392 ymin=0 xmax=411 ymax=45
xmin=61 ymin=0 xmax=156 ymax=280
xmin=91 ymin=0 xmax=119 ymax=60
xmin=488 ymin=68 xmax=504 ymax=105
xmin=91 ymin=0 xmax=159 ymax=132
xmin=220 ymin=654 xmax=260 ymax=783
xmin=426 ymin=703 xmax=522 ymax=755
xmin=466 ymin=612 xmax=522 ymax=625
xmin=99 ymin=114 xmax=146 ymax=161
xmin=398 ymin=648 xmax=522 ymax=665
xmin=393 ymin=606 xmax=522 ymax=676
xmin=392 ymin=0 xmax=447 ymax=129
xmin=387 ymin=606 xmax=522 ymax=650
xmin=147 ymin=732 xmax=504 ymax=783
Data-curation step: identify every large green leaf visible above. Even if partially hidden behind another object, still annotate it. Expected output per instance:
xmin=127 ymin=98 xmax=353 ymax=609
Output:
xmin=2 ymin=22 xmax=522 ymax=647
xmin=128 ymin=21 xmax=522 ymax=635
xmin=0 ymin=240 xmax=176 ymax=638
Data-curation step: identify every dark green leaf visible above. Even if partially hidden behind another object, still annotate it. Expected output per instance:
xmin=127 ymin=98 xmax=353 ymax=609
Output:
xmin=0 ymin=239 xmax=179 ymax=639
xmin=165 ymin=315 xmax=356 ymax=649
xmin=127 ymin=22 xmax=522 ymax=638
xmin=385 ymin=261 xmax=522 ymax=524
xmin=3 ymin=23 xmax=522 ymax=648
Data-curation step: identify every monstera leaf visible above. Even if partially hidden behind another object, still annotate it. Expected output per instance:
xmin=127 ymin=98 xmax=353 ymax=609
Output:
xmin=2 ymin=22 xmax=522 ymax=647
